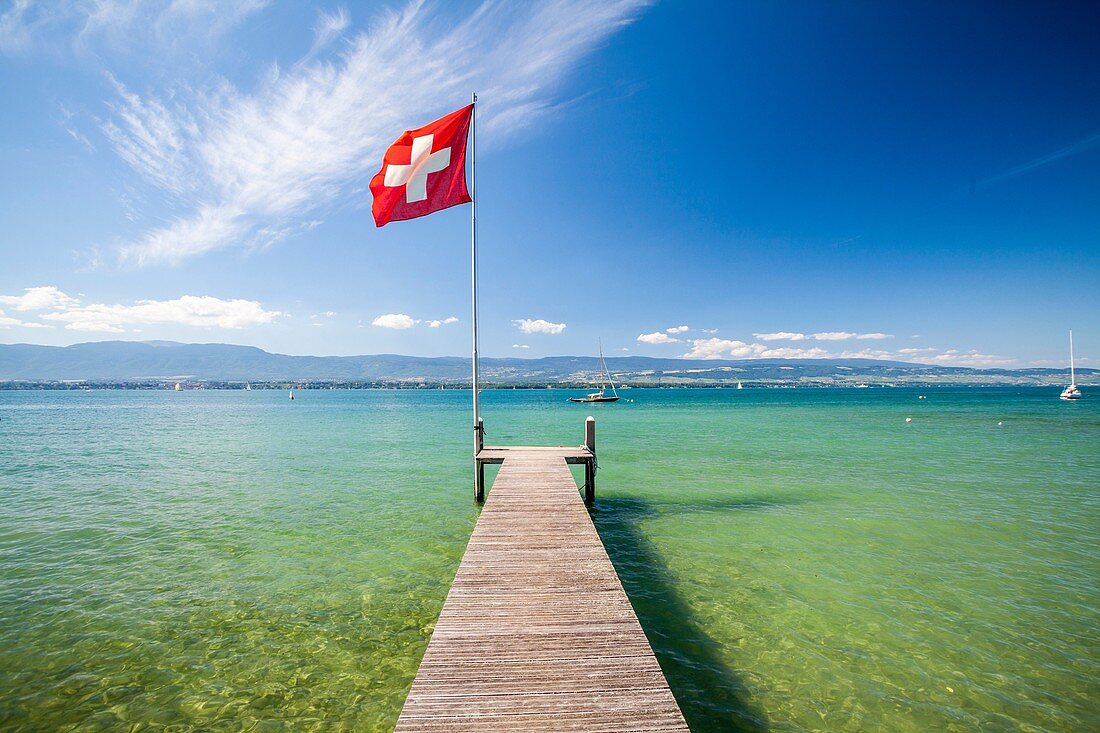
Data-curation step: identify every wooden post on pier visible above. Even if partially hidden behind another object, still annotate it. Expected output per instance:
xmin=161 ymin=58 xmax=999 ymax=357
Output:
xmin=584 ymin=415 xmax=596 ymax=505
xmin=474 ymin=417 xmax=485 ymax=502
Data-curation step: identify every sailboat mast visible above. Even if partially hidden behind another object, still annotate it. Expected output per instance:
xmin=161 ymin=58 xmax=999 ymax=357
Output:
xmin=598 ymin=339 xmax=618 ymax=398
xmin=1070 ymin=330 xmax=1075 ymax=385
xmin=597 ymin=338 xmax=606 ymax=391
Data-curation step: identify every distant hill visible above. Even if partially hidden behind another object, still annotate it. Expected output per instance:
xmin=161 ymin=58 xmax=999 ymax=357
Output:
xmin=0 ymin=340 xmax=1092 ymax=386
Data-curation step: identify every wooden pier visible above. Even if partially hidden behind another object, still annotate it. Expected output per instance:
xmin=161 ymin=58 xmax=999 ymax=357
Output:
xmin=395 ymin=418 xmax=688 ymax=732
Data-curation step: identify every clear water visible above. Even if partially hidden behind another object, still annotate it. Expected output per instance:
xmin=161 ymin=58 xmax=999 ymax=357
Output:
xmin=0 ymin=388 xmax=1096 ymax=732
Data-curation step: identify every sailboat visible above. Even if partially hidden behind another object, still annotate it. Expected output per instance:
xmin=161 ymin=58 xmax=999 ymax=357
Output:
xmin=1060 ymin=330 xmax=1082 ymax=400
xmin=569 ymin=341 xmax=620 ymax=403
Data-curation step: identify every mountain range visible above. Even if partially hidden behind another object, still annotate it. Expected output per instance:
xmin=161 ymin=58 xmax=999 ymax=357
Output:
xmin=0 ymin=341 xmax=1091 ymax=387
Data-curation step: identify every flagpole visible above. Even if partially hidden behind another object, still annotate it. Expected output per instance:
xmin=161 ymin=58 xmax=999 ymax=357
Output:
xmin=471 ymin=92 xmax=482 ymax=501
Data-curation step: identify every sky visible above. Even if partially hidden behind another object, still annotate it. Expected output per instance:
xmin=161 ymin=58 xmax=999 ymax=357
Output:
xmin=1 ymin=0 xmax=1097 ymax=367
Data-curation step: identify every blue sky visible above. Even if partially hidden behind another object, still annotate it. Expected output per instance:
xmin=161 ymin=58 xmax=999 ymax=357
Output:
xmin=1 ymin=0 xmax=1097 ymax=367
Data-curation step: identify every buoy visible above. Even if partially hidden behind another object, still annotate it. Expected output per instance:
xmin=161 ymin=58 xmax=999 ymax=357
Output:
xmin=905 ymin=417 xmax=912 ymax=423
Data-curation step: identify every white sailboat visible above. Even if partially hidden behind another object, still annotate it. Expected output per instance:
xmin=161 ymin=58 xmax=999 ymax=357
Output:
xmin=569 ymin=341 xmax=620 ymax=403
xmin=737 ymin=381 xmax=743 ymax=390
xmin=1060 ymin=330 xmax=1082 ymax=400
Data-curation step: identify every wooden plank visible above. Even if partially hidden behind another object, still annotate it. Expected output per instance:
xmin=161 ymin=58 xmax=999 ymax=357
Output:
xmin=476 ymin=446 xmax=594 ymax=464
xmin=396 ymin=449 xmax=688 ymax=732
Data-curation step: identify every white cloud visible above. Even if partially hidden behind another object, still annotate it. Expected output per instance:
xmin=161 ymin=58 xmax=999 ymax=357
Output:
xmin=104 ymin=0 xmax=649 ymax=265
xmin=514 ymin=318 xmax=566 ymax=334
xmin=512 ymin=343 xmax=529 ymax=349
xmin=764 ymin=346 xmax=832 ymax=359
xmin=681 ymin=337 xmax=1015 ymax=367
xmin=701 ymin=328 xmax=718 ymax=334
xmin=906 ymin=349 xmax=1015 ymax=368
xmin=683 ymin=339 xmax=891 ymax=361
xmin=637 ymin=331 xmax=679 ymax=344
xmin=754 ymin=331 xmax=806 ymax=341
xmin=371 ymin=313 xmax=458 ymax=329
xmin=39 ymin=295 xmax=282 ymax=332
xmin=666 ymin=325 xmax=689 ymax=333
xmin=0 ymin=286 xmax=79 ymax=311
xmin=0 ymin=309 xmax=24 ymax=328
xmin=372 ymin=313 xmax=417 ymax=330
xmin=812 ymin=331 xmax=858 ymax=341
xmin=810 ymin=331 xmax=894 ymax=341
xmin=683 ymin=338 xmax=759 ymax=359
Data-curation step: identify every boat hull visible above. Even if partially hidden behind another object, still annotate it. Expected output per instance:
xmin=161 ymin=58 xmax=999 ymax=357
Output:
xmin=568 ymin=396 xmax=620 ymax=403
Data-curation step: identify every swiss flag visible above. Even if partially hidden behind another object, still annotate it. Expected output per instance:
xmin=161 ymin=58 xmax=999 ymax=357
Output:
xmin=370 ymin=104 xmax=473 ymax=227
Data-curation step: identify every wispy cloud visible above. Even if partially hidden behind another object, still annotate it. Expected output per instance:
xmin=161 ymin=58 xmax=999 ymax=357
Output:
xmin=427 ymin=316 xmax=459 ymax=328
xmin=512 ymin=343 xmax=529 ymax=349
xmin=908 ymin=349 xmax=1014 ymax=368
xmin=0 ymin=0 xmax=43 ymax=55
xmin=811 ymin=331 xmax=858 ymax=341
xmin=811 ymin=331 xmax=892 ymax=341
xmin=754 ymin=331 xmax=806 ymax=341
xmin=682 ymin=337 xmax=1012 ymax=366
xmin=0 ymin=309 xmax=25 ymax=328
xmin=753 ymin=330 xmax=892 ymax=342
xmin=977 ymin=129 xmax=1100 ymax=190
xmin=36 ymin=293 xmax=283 ymax=332
xmin=666 ymin=325 xmax=689 ymax=333
xmin=101 ymin=0 xmax=649 ymax=266
xmin=1 ymin=0 xmax=268 ymax=56
xmin=514 ymin=318 xmax=566 ymax=335
xmin=307 ymin=6 xmax=350 ymax=57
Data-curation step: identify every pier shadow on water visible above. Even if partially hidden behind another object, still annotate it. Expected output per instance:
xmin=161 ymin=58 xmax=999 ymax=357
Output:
xmin=592 ymin=495 xmax=771 ymax=733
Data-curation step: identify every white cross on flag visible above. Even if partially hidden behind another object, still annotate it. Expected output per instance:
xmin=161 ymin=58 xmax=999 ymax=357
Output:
xmin=370 ymin=104 xmax=473 ymax=227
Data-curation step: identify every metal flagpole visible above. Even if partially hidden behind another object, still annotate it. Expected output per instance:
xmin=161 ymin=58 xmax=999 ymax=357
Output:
xmin=471 ymin=92 xmax=482 ymax=501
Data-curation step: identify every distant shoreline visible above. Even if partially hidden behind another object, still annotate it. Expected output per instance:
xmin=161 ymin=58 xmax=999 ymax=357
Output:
xmin=0 ymin=380 xmax=1090 ymax=391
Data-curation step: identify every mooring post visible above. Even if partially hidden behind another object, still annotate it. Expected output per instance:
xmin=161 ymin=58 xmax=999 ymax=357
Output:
xmin=584 ymin=416 xmax=596 ymax=505
xmin=474 ymin=417 xmax=485 ymax=503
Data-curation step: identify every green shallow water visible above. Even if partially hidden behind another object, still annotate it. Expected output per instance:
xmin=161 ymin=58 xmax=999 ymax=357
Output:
xmin=0 ymin=387 xmax=1097 ymax=732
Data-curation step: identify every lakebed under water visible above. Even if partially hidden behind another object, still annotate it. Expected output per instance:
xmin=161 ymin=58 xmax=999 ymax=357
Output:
xmin=1 ymin=387 xmax=1097 ymax=731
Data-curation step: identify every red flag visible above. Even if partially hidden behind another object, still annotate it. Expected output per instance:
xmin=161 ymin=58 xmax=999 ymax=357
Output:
xmin=370 ymin=104 xmax=473 ymax=227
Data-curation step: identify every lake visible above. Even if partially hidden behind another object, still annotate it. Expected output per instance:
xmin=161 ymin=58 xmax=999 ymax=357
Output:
xmin=1 ymin=387 xmax=1096 ymax=731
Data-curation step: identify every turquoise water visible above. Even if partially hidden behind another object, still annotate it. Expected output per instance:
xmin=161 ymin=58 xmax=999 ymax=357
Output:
xmin=1 ymin=387 xmax=1097 ymax=731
